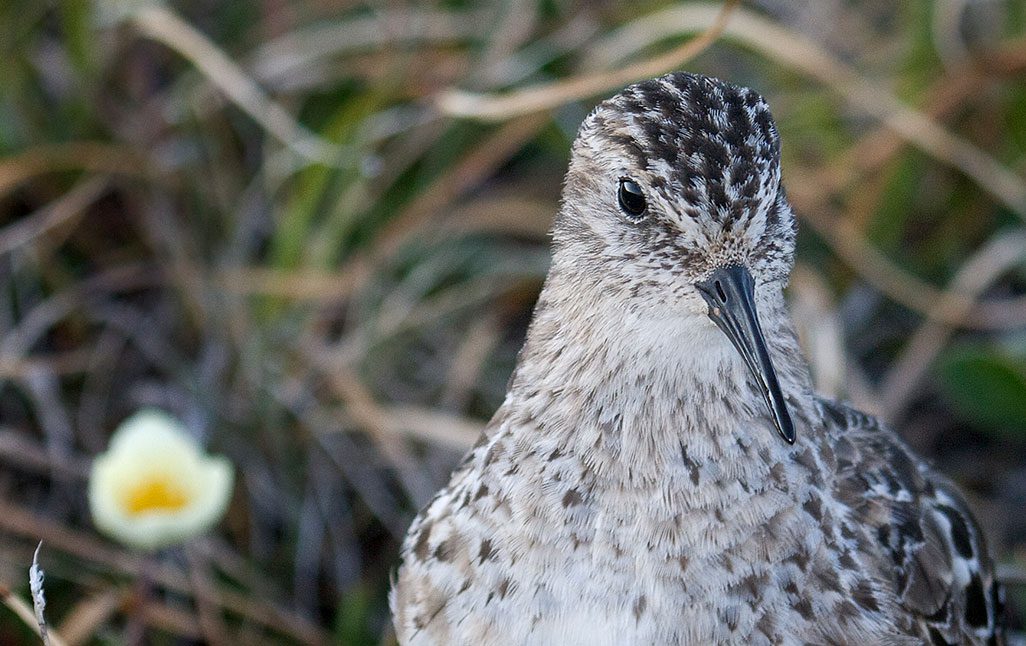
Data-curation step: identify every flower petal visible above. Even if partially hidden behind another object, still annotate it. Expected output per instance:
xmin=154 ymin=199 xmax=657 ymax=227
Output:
xmin=88 ymin=409 xmax=235 ymax=551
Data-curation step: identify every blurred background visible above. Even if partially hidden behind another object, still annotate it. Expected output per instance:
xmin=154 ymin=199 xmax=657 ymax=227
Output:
xmin=1 ymin=0 xmax=1025 ymax=643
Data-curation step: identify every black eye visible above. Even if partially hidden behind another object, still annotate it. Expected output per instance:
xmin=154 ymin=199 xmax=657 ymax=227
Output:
xmin=617 ymin=178 xmax=647 ymax=220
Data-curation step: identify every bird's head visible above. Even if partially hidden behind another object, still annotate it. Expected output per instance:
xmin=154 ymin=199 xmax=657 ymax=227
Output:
xmin=552 ymin=72 xmax=797 ymax=442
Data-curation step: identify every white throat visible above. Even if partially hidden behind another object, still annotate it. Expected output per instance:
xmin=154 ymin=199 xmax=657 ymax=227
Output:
xmin=504 ymin=275 xmax=814 ymax=480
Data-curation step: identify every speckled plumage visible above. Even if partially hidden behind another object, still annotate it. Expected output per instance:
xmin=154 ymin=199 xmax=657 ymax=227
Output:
xmin=390 ymin=73 xmax=1005 ymax=645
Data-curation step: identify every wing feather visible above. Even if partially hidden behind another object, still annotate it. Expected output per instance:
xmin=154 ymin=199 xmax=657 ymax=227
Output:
xmin=819 ymin=398 xmax=1005 ymax=645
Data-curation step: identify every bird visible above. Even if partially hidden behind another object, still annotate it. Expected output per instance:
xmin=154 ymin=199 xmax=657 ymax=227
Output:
xmin=389 ymin=72 xmax=1005 ymax=645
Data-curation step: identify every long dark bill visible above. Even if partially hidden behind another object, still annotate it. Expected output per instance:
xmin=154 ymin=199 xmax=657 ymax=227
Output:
xmin=695 ymin=265 xmax=796 ymax=444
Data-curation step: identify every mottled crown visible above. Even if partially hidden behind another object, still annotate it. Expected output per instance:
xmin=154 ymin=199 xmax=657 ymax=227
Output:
xmin=595 ymin=73 xmax=778 ymax=215
xmin=556 ymin=72 xmax=795 ymax=289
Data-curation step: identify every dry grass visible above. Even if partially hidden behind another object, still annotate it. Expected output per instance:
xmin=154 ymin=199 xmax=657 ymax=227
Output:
xmin=1 ymin=1 xmax=1025 ymax=642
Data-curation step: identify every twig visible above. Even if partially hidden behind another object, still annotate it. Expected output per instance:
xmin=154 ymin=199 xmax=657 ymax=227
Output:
xmin=790 ymin=186 xmax=1026 ymax=331
xmin=129 ymin=5 xmax=344 ymax=165
xmin=788 ymin=265 xmax=847 ymax=400
xmin=0 ymin=142 xmax=148 ymax=198
xmin=186 ymin=543 xmax=230 ymax=646
xmin=123 ymin=557 xmax=151 ymax=646
xmin=250 ymin=7 xmax=488 ymax=85
xmin=997 ymin=563 xmax=1026 ymax=587
xmin=135 ymin=600 xmax=204 ymax=639
xmin=878 ymin=231 xmax=1026 ymax=420
xmin=379 ymin=405 xmax=482 ymax=450
xmin=0 ymin=177 xmax=108 ymax=257
xmin=442 ymin=313 xmax=503 ymax=410
xmin=281 ymin=113 xmax=548 ymax=318
xmin=29 ymin=542 xmax=50 ymax=646
xmin=371 ymin=113 xmax=550 ymax=260
xmin=0 ymin=350 xmax=96 ymax=380
xmin=811 ymin=64 xmax=987 ymax=204
xmin=0 ymin=264 xmax=162 ymax=373
xmin=930 ymin=0 xmax=972 ymax=71
xmin=214 ymin=266 xmax=366 ymax=302
xmin=0 ymin=427 xmax=89 ymax=481
xmin=0 ymin=500 xmax=328 ymax=644
xmin=0 ymin=581 xmax=68 ymax=646
xmin=435 ymin=0 xmax=740 ymax=119
xmin=314 ymin=366 xmax=438 ymax=504
xmin=57 ymin=586 xmax=124 ymax=646
xmin=980 ymin=36 xmax=1026 ymax=75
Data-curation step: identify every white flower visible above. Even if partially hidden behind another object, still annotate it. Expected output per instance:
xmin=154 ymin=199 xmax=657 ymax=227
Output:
xmin=88 ymin=409 xmax=234 ymax=551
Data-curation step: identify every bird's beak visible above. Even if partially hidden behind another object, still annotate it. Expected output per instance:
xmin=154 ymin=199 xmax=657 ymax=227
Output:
xmin=695 ymin=265 xmax=796 ymax=444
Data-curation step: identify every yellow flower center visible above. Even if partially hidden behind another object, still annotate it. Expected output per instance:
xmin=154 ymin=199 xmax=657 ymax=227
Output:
xmin=123 ymin=476 xmax=191 ymax=515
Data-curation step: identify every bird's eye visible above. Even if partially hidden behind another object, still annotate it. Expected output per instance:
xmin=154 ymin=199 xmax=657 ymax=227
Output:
xmin=617 ymin=178 xmax=647 ymax=220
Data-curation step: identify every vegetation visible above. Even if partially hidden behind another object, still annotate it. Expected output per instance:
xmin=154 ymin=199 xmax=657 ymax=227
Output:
xmin=0 ymin=0 xmax=1024 ymax=643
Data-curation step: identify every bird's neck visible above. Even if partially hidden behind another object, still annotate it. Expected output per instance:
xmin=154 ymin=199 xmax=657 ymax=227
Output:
xmin=502 ymin=273 xmax=818 ymax=478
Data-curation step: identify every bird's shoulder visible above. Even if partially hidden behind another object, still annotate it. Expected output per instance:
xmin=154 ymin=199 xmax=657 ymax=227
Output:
xmin=815 ymin=397 xmax=1005 ymax=644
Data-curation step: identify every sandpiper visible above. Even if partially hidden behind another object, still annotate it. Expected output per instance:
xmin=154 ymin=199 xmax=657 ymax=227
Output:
xmin=390 ymin=72 xmax=1005 ymax=645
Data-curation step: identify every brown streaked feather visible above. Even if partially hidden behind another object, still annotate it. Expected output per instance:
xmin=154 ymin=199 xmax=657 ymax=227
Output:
xmin=821 ymin=398 xmax=1005 ymax=645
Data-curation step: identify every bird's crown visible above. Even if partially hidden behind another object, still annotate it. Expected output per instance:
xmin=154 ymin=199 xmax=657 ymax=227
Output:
xmin=556 ymin=72 xmax=795 ymax=293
